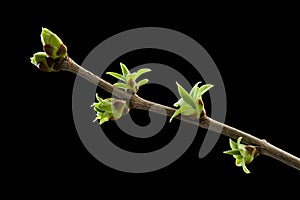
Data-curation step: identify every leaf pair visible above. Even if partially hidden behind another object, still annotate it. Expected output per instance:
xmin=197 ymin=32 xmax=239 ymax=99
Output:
xmin=91 ymin=93 xmax=129 ymax=125
xmin=31 ymin=28 xmax=68 ymax=72
xmin=107 ymin=63 xmax=151 ymax=94
xmin=223 ymin=137 xmax=259 ymax=174
xmin=170 ymin=82 xmax=214 ymax=122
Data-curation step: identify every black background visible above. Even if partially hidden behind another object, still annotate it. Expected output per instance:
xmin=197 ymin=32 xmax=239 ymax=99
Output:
xmin=7 ymin=4 xmax=300 ymax=196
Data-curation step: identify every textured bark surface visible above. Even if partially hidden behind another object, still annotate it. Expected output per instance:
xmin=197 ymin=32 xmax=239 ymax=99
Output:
xmin=59 ymin=57 xmax=300 ymax=171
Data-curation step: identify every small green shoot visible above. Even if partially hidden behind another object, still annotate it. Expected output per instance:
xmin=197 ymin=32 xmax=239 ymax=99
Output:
xmin=106 ymin=63 xmax=151 ymax=94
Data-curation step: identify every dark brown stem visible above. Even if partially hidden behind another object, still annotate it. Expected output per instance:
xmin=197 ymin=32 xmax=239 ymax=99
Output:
xmin=59 ymin=57 xmax=300 ymax=171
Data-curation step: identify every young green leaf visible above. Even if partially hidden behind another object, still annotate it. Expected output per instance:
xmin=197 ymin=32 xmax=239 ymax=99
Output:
xmin=229 ymin=138 xmax=238 ymax=149
xmin=173 ymin=98 xmax=184 ymax=107
xmin=244 ymin=155 xmax=254 ymax=164
xmin=92 ymin=95 xmax=129 ymax=125
xmin=237 ymin=137 xmax=243 ymax=146
xmin=170 ymin=81 xmax=213 ymax=122
xmin=233 ymin=155 xmax=243 ymax=160
xmin=93 ymin=112 xmax=103 ymax=122
xmin=180 ymin=104 xmax=196 ymax=115
xmin=120 ymin=62 xmax=130 ymax=77
xmin=137 ymin=79 xmax=149 ymax=87
xmin=106 ymin=72 xmax=126 ymax=82
xmin=238 ymin=145 xmax=248 ymax=157
xmin=223 ymin=149 xmax=241 ymax=155
xmin=224 ymin=137 xmax=257 ymax=174
xmin=93 ymin=104 xmax=103 ymax=113
xmin=126 ymin=73 xmax=136 ymax=80
xmin=135 ymin=68 xmax=152 ymax=79
xmin=196 ymin=84 xmax=214 ymax=98
xmin=190 ymin=82 xmax=201 ymax=99
xmin=114 ymin=83 xmax=128 ymax=90
xmin=99 ymin=104 xmax=114 ymax=113
xmin=96 ymin=93 xmax=103 ymax=102
xmin=196 ymin=103 xmax=203 ymax=119
xmin=99 ymin=112 xmax=112 ymax=125
xmin=169 ymin=108 xmax=182 ymax=122
xmin=235 ymin=158 xmax=243 ymax=167
xmin=107 ymin=63 xmax=151 ymax=94
xmin=242 ymin=161 xmax=250 ymax=174
xmin=176 ymin=82 xmax=196 ymax=109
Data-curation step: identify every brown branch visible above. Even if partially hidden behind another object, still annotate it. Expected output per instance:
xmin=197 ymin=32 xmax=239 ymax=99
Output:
xmin=60 ymin=57 xmax=300 ymax=171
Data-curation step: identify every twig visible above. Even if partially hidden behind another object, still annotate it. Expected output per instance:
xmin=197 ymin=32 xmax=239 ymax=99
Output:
xmin=60 ymin=57 xmax=300 ymax=171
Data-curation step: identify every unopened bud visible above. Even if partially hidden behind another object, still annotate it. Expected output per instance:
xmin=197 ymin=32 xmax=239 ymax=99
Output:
xmin=30 ymin=52 xmax=61 ymax=72
xmin=41 ymin=28 xmax=68 ymax=60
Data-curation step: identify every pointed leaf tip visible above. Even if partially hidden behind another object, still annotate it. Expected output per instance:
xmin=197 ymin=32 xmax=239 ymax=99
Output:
xmin=229 ymin=138 xmax=238 ymax=149
xmin=242 ymin=161 xmax=250 ymax=174
xmin=137 ymin=79 xmax=149 ymax=87
xmin=223 ymin=149 xmax=240 ymax=155
xmin=190 ymin=81 xmax=201 ymax=98
xmin=135 ymin=68 xmax=151 ymax=79
xmin=176 ymin=82 xmax=196 ymax=109
xmin=237 ymin=137 xmax=243 ymax=146
xmin=196 ymin=84 xmax=214 ymax=98
xmin=120 ymin=62 xmax=130 ymax=76
xmin=106 ymin=72 xmax=126 ymax=82
xmin=169 ymin=108 xmax=182 ymax=122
